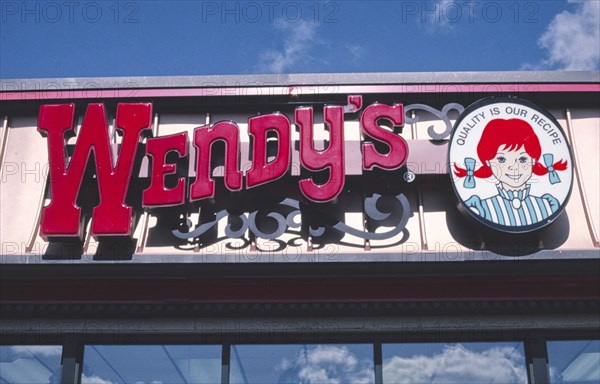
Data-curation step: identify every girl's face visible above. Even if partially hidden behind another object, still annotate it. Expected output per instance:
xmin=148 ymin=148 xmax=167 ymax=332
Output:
xmin=486 ymin=145 xmax=535 ymax=189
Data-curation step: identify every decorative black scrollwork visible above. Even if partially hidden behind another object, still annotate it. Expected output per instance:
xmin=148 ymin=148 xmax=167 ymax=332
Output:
xmin=404 ymin=103 xmax=465 ymax=140
xmin=308 ymin=193 xmax=410 ymax=240
xmin=172 ymin=194 xmax=411 ymax=242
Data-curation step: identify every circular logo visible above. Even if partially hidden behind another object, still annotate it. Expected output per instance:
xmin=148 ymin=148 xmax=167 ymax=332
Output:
xmin=448 ymin=97 xmax=573 ymax=233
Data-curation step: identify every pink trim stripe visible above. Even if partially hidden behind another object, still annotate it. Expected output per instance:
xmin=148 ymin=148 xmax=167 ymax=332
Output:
xmin=1 ymin=83 xmax=598 ymax=101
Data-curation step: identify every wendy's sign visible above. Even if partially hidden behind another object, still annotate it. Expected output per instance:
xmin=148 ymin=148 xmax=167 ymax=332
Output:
xmin=37 ymin=97 xmax=408 ymax=239
xmin=449 ymin=97 xmax=574 ymax=233
xmin=36 ymin=96 xmax=574 ymax=241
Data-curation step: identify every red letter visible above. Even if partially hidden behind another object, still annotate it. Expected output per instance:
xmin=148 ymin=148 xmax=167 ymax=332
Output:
xmin=246 ymin=114 xmax=291 ymax=188
xmin=190 ymin=121 xmax=242 ymax=200
xmin=361 ymin=103 xmax=408 ymax=170
xmin=38 ymin=103 xmax=152 ymax=239
xmin=296 ymin=106 xmax=345 ymax=202
xmin=142 ymin=132 xmax=188 ymax=207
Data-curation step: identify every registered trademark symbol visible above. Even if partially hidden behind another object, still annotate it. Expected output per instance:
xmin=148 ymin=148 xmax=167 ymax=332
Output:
xmin=403 ymin=171 xmax=415 ymax=183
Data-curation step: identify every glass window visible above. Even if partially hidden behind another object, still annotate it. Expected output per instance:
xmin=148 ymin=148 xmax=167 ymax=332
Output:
xmin=82 ymin=345 xmax=221 ymax=384
xmin=548 ymin=340 xmax=600 ymax=383
xmin=382 ymin=342 xmax=527 ymax=384
xmin=230 ymin=344 xmax=375 ymax=384
xmin=0 ymin=345 xmax=62 ymax=384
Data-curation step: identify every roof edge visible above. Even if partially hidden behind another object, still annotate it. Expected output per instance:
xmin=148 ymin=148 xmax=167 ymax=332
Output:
xmin=2 ymin=71 xmax=599 ymax=91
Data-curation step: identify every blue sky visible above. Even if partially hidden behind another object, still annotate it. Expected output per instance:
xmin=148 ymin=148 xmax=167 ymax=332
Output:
xmin=1 ymin=0 xmax=599 ymax=79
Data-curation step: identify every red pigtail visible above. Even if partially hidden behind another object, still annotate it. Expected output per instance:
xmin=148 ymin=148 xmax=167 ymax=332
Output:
xmin=533 ymin=159 xmax=568 ymax=176
xmin=454 ymin=163 xmax=493 ymax=178
xmin=453 ymin=163 xmax=466 ymax=177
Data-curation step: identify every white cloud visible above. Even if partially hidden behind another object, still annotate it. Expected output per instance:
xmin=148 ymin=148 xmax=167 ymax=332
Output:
xmin=438 ymin=0 xmax=459 ymax=26
xmin=531 ymin=0 xmax=600 ymax=70
xmin=419 ymin=0 xmax=459 ymax=32
xmin=81 ymin=374 xmax=115 ymax=384
xmin=257 ymin=20 xmax=320 ymax=73
xmin=81 ymin=375 xmax=164 ymax=384
xmin=9 ymin=345 xmax=62 ymax=357
xmin=382 ymin=344 xmax=527 ymax=383
xmin=277 ymin=345 xmax=374 ymax=384
xmin=347 ymin=44 xmax=365 ymax=63
xmin=256 ymin=20 xmax=365 ymax=73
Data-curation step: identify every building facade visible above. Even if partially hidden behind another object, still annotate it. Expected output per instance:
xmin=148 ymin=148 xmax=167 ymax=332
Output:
xmin=1 ymin=72 xmax=599 ymax=383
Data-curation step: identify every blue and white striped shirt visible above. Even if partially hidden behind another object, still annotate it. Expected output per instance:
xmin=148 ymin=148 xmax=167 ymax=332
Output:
xmin=465 ymin=184 xmax=559 ymax=227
